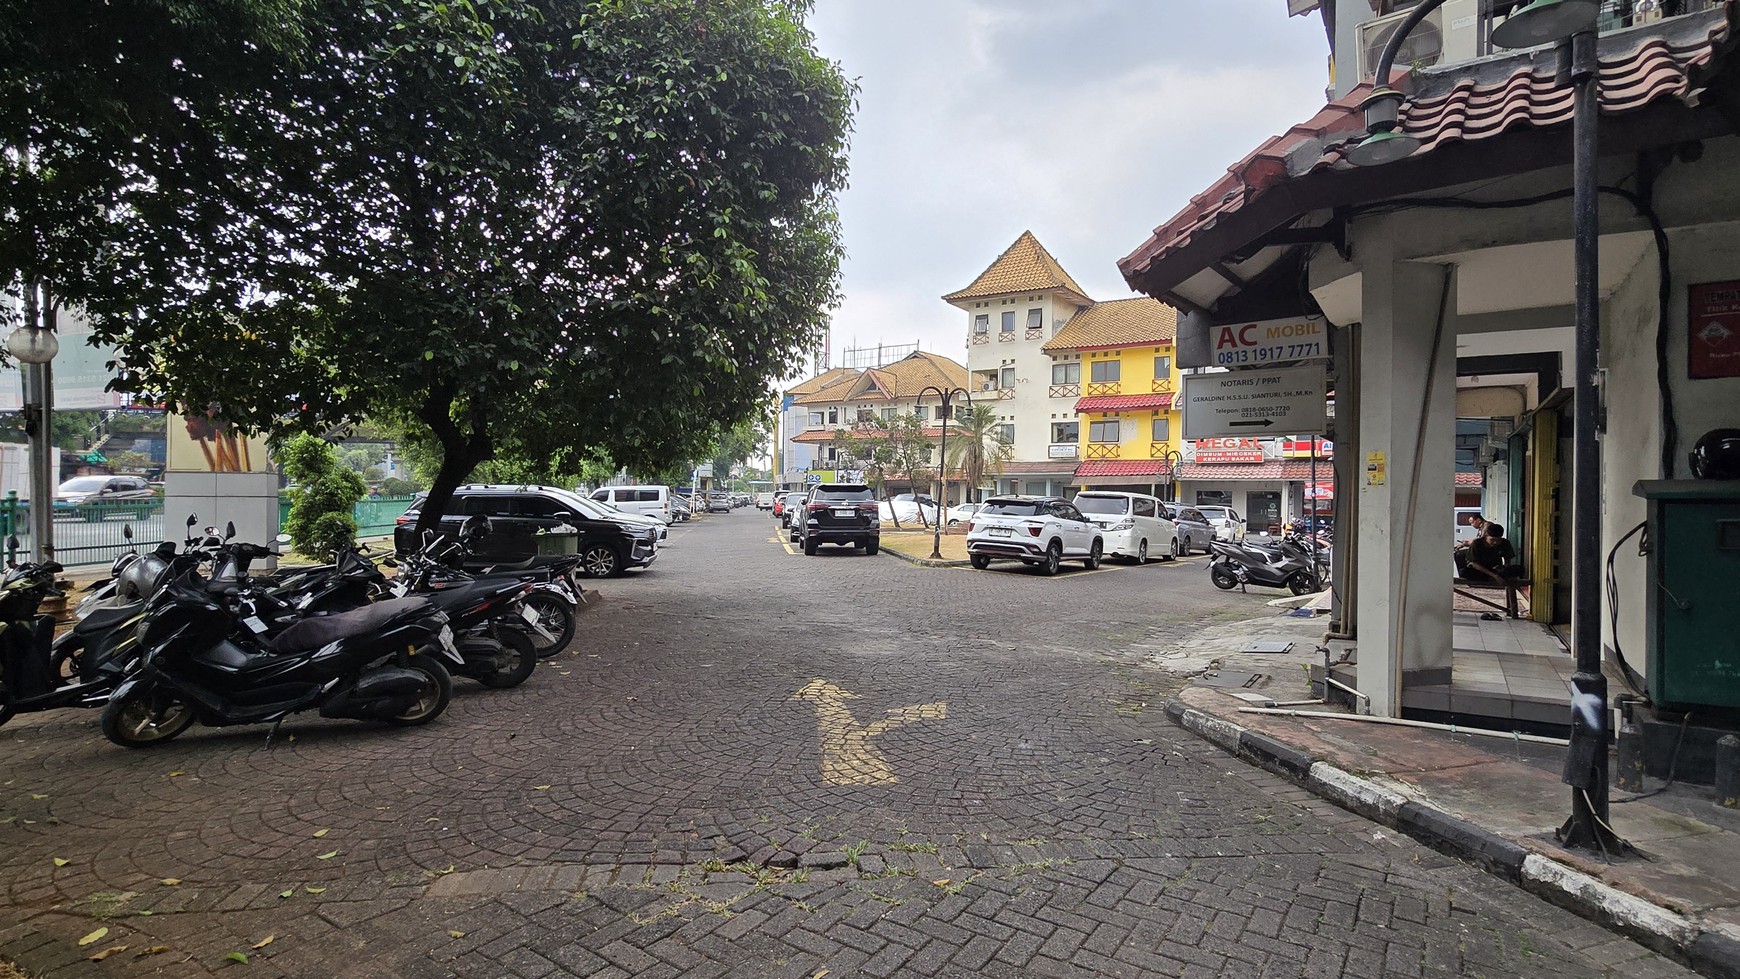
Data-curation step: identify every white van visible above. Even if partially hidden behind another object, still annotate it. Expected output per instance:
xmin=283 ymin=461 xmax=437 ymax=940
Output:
xmin=1072 ymin=491 xmax=1179 ymax=563
xmin=591 ymin=485 xmax=672 ymax=523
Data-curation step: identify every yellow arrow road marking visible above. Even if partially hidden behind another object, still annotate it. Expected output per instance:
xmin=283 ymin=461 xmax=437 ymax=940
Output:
xmin=790 ymin=680 xmax=946 ymax=786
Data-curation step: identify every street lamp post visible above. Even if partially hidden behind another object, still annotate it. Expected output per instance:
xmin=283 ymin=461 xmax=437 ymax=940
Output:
xmin=917 ymin=385 xmax=970 ymax=561
xmin=8 ymin=284 xmax=60 ymax=564
xmin=1347 ymin=0 xmax=1617 ymax=852
xmin=1159 ymin=449 xmax=1183 ymax=503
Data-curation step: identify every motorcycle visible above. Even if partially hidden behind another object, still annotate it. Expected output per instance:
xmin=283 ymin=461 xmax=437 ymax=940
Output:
xmin=100 ymin=556 xmax=461 ymax=748
xmin=1208 ymin=533 xmax=1329 ymax=595
xmin=395 ymin=516 xmax=579 ymax=658
xmin=0 ymin=560 xmax=106 ymax=728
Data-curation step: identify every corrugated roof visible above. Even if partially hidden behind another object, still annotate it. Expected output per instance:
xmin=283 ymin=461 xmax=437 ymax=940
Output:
xmin=1119 ymin=8 xmax=1738 ymax=301
xmin=1043 ymin=298 xmax=1179 ymax=353
xmin=943 ymin=231 xmax=1094 ymax=306
xmin=1073 ymin=393 xmax=1175 ymax=412
xmin=1075 ymin=460 xmax=1165 ymax=478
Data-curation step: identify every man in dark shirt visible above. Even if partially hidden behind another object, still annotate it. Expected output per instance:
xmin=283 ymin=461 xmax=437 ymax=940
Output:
xmin=1465 ymin=522 xmax=1519 ymax=583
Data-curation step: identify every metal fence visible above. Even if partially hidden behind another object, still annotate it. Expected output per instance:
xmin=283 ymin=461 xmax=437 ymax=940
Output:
xmin=0 ymin=491 xmax=166 ymax=568
xmin=277 ymin=494 xmax=413 ymax=540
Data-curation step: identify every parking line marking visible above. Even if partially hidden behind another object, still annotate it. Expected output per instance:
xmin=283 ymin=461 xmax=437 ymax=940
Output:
xmin=790 ymin=680 xmax=947 ymax=786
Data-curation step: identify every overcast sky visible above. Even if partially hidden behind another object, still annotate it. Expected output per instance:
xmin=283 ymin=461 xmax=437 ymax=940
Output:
xmin=803 ymin=1 xmax=1331 ymax=370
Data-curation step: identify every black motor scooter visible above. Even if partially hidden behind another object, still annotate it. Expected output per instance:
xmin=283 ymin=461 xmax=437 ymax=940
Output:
xmin=101 ymin=559 xmax=460 ymax=748
xmin=1208 ymin=533 xmax=1328 ymax=595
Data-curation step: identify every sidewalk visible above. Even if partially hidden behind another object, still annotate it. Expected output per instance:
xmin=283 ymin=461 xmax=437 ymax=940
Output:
xmin=1166 ymin=672 xmax=1740 ymax=978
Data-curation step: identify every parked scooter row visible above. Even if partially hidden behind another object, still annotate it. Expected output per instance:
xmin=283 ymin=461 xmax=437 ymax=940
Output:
xmin=0 ymin=512 xmax=586 ymax=749
xmin=1207 ymin=532 xmax=1330 ymax=595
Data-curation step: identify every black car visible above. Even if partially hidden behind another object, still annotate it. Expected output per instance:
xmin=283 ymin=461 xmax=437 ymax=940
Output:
xmin=394 ymin=485 xmax=657 ymax=578
xmin=793 ymin=483 xmax=880 ymax=555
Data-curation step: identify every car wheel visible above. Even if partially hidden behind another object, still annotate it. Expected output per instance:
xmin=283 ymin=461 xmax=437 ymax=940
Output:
xmin=970 ymin=554 xmax=991 ymax=570
xmin=1136 ymin=540 xmax=1149 ymax=565
xmin=1166 ymin=537 xmax=1179 ymax=561
xmin=803 ymin=538 xmax=818 ymax=556
xmin=865 ymin=539 xmax=879 ymax=556
xmin=1083 ymin=539 xmax=1102 ymax=570
xmin=1210 ymin=564 xmax=1239 ymax=590
xmin=580 ymin=543 xmax=621 ymax=578
xmin=1040 ymin=542 xmax=1061 ymax=576
xmin=1183 ymin=535 xmax=1193 ymax=555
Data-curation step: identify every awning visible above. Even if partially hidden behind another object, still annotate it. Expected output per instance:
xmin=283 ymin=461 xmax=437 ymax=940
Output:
xmin=1073 ymin=393 xmax=1174 ymax=413
xmin=1179 ymin=461 xmax=1327 ymax=481
xmin=1075 ymin=460 xmax=1165 ymax=479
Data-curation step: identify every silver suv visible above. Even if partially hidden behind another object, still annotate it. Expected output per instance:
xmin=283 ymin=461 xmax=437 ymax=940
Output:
xmin=1160 ymin=504 xmax=1216 ymax=555
xmin=1193 ymin=505 xmax=1246 ymax=542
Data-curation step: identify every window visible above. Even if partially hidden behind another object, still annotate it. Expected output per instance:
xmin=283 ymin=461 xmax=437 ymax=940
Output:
xmin=996 ymin=424 xmax=1014 ymax=443
xmin=913 ymin=405 xmax=929 ymax=421
xmin=808 ymin=412 xmax=823 ymax=428
xmin=1000 ymin=311 xmax=1015 ymax=333
xmin=856 ymin=409 xmax=873 ymax=423
xmin=999 ymin=366 xmax=1015 ymax=388
xmin=881 ymin=407 xmax=896 ymax=420
xmin=1133 ymin=497 xmax=1157 ymax=518
xmin=1026 ymin=308 xmax=1043 ymax=329
xmin=1154 ymin=355 xmax=1171 ymax=378
xmin=973 ymin=314 xmax=989 ymax=334
xmin=1051 ymin=362 xmax=1080 ymax=384
xmin=634 ymin=489 xmax=661 ymax=503
xmin=827 ymin=408 xmax=838 ymax=424
xmin=1051 ymin=421 xmax=1078 ymax=443
xmin=1090 ymin=360 xmax=1120 ymax=383
xmin=826 ymin=447 xmax=837 ymax=462
xmin=515 ymin=496 xmax=564 ymax=517
xmin=982 ymin=499 xmax=1043 ymax=516
xmin=1089 ymin=420 xmax=1120 ymax=443
xmin=1054 ymin=503 xmax=1085 ymax=522
xmin=1151 ymin=418 xmax=1170 ymax=442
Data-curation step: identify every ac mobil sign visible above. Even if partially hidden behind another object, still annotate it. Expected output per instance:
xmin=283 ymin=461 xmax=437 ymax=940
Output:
xmin=1176 ymin=312 xmax=1330 ymax=369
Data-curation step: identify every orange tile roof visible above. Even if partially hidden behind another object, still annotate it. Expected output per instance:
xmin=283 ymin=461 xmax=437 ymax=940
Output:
xmin=788 ymin=351 xmax=969 ymax=406
xmin=1041 ymin=297 xmax=1177 ymax=352
xmin=942 ymin=231 xmax=1094 ymax=306
xmin=787 ymin=367 xmax=857 ymax=398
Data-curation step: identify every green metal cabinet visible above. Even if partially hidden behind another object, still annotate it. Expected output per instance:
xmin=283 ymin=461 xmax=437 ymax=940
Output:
xmin=1634 ymin=481 xmax=1740 ymax=709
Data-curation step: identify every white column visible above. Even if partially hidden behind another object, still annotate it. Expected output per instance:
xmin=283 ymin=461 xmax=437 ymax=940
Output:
xmin=1355 ymin=258 xmax=1458 ymax=716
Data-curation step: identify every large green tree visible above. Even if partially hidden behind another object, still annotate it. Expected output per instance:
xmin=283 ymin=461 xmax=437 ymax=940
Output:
xmin=16 ymin=0 xmax=852 ymax=534
xmin=947 ymin=404 xmax=1014 ymax=503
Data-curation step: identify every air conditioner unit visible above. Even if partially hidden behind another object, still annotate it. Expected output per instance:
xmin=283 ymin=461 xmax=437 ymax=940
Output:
xmin=982 ymin=382 xmax=996 ymax=392
xmin=1356 ymin=0 xmax=1480 ymax=80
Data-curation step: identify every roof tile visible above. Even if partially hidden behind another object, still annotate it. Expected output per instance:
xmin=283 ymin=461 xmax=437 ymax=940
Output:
xmin=943 ymin=231 xmax=1095 ymax=306
xmin=1075 ymin=460 xmax=1165 ymax=478
xmin=1043 ymin=299 xmax=1178 ymax=352
xmin=1074 ymin=393 xmax=1175 ymax=412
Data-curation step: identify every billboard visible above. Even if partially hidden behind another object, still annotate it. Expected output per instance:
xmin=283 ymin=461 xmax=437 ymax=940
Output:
xmin=0 ymin=314 xmax=127 ymax=411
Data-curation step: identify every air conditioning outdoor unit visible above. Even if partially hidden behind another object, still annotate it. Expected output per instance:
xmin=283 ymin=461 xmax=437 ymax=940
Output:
xmin=982 ymin=382 xmax=996 ymax=391
xmin=1356 ymin=0 xmax=1480 ymax=80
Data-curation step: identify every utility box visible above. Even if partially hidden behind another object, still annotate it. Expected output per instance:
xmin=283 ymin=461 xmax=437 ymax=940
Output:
xmin=1634 ymin=481 xmax=1740 ymax=709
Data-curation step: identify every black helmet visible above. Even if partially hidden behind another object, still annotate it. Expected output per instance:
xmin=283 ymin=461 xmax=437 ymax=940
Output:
xmin=1690 ymin=429 xmax=1740 ymax=480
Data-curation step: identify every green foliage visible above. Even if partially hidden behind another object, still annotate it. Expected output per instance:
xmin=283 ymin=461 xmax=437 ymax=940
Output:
xmin=278 ymin=433 xmax=366 ymax=558
xmin=378 ymin=475 xmax=418 ymax=496
xmin=708 ymin=416 xmax=769 ymax=484
xmin=947 ymin=405 xmax=1013 ymax=503
xmin=35 ymin=0 xmax=852 ymax=535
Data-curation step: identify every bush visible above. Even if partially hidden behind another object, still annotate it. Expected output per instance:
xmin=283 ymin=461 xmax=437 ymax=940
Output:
xmin=378 ymin=476 xmax=419 ymax=496
xmin=279 ymin=433 xmax=366 ymax=559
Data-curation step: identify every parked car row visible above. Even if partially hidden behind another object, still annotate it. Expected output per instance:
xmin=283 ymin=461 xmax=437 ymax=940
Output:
xmin=396 ymin=485 xmax=664 ymax=579
xmin=961 ymin=491 xmax=1229 ymax=575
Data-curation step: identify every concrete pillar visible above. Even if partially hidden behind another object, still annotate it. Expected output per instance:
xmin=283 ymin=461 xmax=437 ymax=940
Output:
xmin=1355 ymin=258 xmax=1458 ymax=716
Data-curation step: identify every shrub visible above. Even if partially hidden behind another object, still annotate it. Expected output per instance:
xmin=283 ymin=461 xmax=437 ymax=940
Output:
xmin=279 ymin=433 xmax=366 ymax=558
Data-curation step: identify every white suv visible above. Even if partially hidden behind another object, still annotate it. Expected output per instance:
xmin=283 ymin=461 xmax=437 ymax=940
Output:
xmin=965 ymin=496 xmax=1103 ymax=575
xmin=1194 ymin=505 xmax=1246 ymax=542
xmin=1072 ymin=491 xmax=1179 ymax=563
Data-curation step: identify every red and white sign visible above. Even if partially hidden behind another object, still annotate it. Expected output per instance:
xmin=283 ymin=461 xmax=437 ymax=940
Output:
xmin=1304 ymin=481 xmax=1335 ymax=500
xmin=1194 ymin=437 xmax=1265 ymax=464
xmin=1280 ymin=437 xmax=1333 ymax=459
xmin=1690 ymin=280 xmax=1740 ymax=379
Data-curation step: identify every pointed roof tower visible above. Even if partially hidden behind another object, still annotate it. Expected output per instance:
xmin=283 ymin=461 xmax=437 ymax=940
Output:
xmin=942 ymin=231 xmax=1095 ymax=308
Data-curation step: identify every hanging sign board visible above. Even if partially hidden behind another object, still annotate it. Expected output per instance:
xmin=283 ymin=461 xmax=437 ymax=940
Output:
xmin=1182 ymin=366 xmax=1327 ymax=440
xmin=1209 ymin=315 xmax=1329 ymax=368
xmin=1690 ymin=280 xmax=1740 ymax=379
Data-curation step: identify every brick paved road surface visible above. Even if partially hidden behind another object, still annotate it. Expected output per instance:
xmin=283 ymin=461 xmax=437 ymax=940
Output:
xmin=0 ymin=514 xmax=1696 ymax=977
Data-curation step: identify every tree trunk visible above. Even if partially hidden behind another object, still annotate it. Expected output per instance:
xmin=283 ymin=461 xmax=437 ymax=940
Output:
xmin=412 ymin=394 xmax=492 ymax=537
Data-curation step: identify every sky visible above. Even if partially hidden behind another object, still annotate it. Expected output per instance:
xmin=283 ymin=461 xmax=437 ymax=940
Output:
xmin=803 ymin=0 xmax=1333 ymax=371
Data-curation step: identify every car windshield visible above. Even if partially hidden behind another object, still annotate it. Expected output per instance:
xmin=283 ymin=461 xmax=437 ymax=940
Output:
xmin=59 ymin=477 xmax=110 ymax=493
xmin=813 ymin=486 xmax=873 ymax=502
xmin=1073 ymin=495 xmax=1130 ymax=515
xmin=980 ymin=499 xmax=1043 ymax=516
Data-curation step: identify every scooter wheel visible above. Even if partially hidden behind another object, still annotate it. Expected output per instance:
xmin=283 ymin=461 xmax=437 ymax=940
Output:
xmin=1210 ymin=565 xmax=1239 ymax=590
xmin=0 ymin=689 xmax=15 ymax=729
xmin=386 ymin=657 xmax=452 ymax=726
xmin=478 ymin=629 xmax=538 ymax=689
xmin=521 ymin=593 xmax=575 ymax=658
xmin=100 ymin=685 xmax=195 ymax=747
xmin=1287 ymin=572 xmax=1320 ymax=596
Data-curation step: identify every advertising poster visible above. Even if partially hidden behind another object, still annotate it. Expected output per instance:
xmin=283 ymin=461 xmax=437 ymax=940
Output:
xmin=1690 ymin=280 xmax=1740 ymax=379
xmin=166 ymin=410 xmax=271 ymax=473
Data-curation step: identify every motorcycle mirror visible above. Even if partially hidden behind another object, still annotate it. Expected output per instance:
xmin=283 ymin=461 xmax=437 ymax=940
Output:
xmin=123 ymin=524 xmax=134 ymax=541
xmin=275 ymin=533 xmax=291 ymax=545
xmin=186 ymin=513 xmax=199 ymax=527
xmin=225 ymin=520 xmax=236 ymax=540
xmin=6 ymin=534 xmax=17 ymax=551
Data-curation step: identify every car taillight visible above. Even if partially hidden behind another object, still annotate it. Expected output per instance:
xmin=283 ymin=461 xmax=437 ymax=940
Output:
xmin=965 ymin=521 xmax=974 ymax=533
xmin=808 ymin=503 xmax=827 ymax=511
xmin=858 ymin=502 xmax=877 ymax=511
xmin=1027 ymin=524 xmax=1043 ymax=537
xmin=396 ymin=515 xmax=412 ymax=525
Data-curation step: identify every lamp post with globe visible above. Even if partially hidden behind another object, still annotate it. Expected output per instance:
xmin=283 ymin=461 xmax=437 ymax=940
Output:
xmin=8 ymin=302 xmax=60 ymax=563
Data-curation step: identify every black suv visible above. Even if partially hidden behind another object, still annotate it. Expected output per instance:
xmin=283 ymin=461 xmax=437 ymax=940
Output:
xmin=793 ymin=484 xmax=880 ymax=556
xmin=394 ymin=485 xmax=658 ymax=578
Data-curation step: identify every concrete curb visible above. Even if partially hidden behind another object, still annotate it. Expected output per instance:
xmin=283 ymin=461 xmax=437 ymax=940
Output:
xmin=1162 ymin=696 xmax=1740 ymax=979
xmin=877 ymin=546 xmax=971 ymax=568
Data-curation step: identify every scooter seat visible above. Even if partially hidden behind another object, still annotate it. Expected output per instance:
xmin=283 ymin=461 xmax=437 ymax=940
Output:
xmin=269 ymin=597 xmax=437 ymax=654
xmin=75 ymin=602 xmax=144 ymax=636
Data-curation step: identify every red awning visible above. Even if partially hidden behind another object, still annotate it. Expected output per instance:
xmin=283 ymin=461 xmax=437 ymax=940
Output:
xmin=1075 ymin=460 xmax=1165 ymax=479
xmin=1073 ymin=393 xmax=1174 ymax=413
xmin=1178 ymin=461 xmax=1329 ymax=481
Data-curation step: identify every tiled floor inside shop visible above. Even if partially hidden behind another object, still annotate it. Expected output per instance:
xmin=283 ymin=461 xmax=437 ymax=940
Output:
xmin=1402 ymin=611 xmax=1576 ymax=725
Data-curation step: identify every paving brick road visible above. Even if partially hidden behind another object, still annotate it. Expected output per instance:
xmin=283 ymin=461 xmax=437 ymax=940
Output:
xmin=0 ymin=513 xmax=1697 ymax=977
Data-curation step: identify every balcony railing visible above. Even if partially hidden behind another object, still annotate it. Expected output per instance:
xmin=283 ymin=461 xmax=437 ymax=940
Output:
xmin=996 ymin=387 xmax=1015 ymax=400
xmin=1025 ymin=327 xmax=1044 ymax=340
xmin=1085 ymin=381 xmax=1121 ymax=397
xmin=1049 ymin=383 xmax=1080 ymax=398
xmin=1151 ymin=377 xmax=1173 ymax=393
xmin=1086 ymin=443 xmax=1121 ymax=460
xmin=970 ymin=332 xmax=989 ymax=345
xmin=997 ymin=331 xmax=1016 ymax=343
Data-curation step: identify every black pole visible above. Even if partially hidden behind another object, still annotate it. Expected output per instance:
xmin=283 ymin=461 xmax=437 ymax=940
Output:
xmin=1557 ymin=28 xmax=1622 ymax=854
xmin=932 ymin=398 xmax=947 ymax=560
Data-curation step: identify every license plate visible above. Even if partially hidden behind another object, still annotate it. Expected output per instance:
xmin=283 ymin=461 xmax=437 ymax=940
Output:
xmin=833 ymin=508 xmax=854 ymax=518
xmin=989 ymin=527 xmax=1012 ymax=537
xmin=438 ymin=625 xmax=458 ymax=654
xmin=519 ymin=604 xmax=540 ymax=625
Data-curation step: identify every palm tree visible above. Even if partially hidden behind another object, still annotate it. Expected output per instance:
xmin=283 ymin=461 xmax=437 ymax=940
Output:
xmin=946 ymin=404 xmax=1013 ymax=503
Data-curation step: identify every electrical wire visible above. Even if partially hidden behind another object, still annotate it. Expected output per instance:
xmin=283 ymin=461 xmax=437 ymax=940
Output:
xmin=1613 ymin=709 xmax=1692 ymax=804
xmin=1604 ymin=520 xmax=1650 ymax=697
